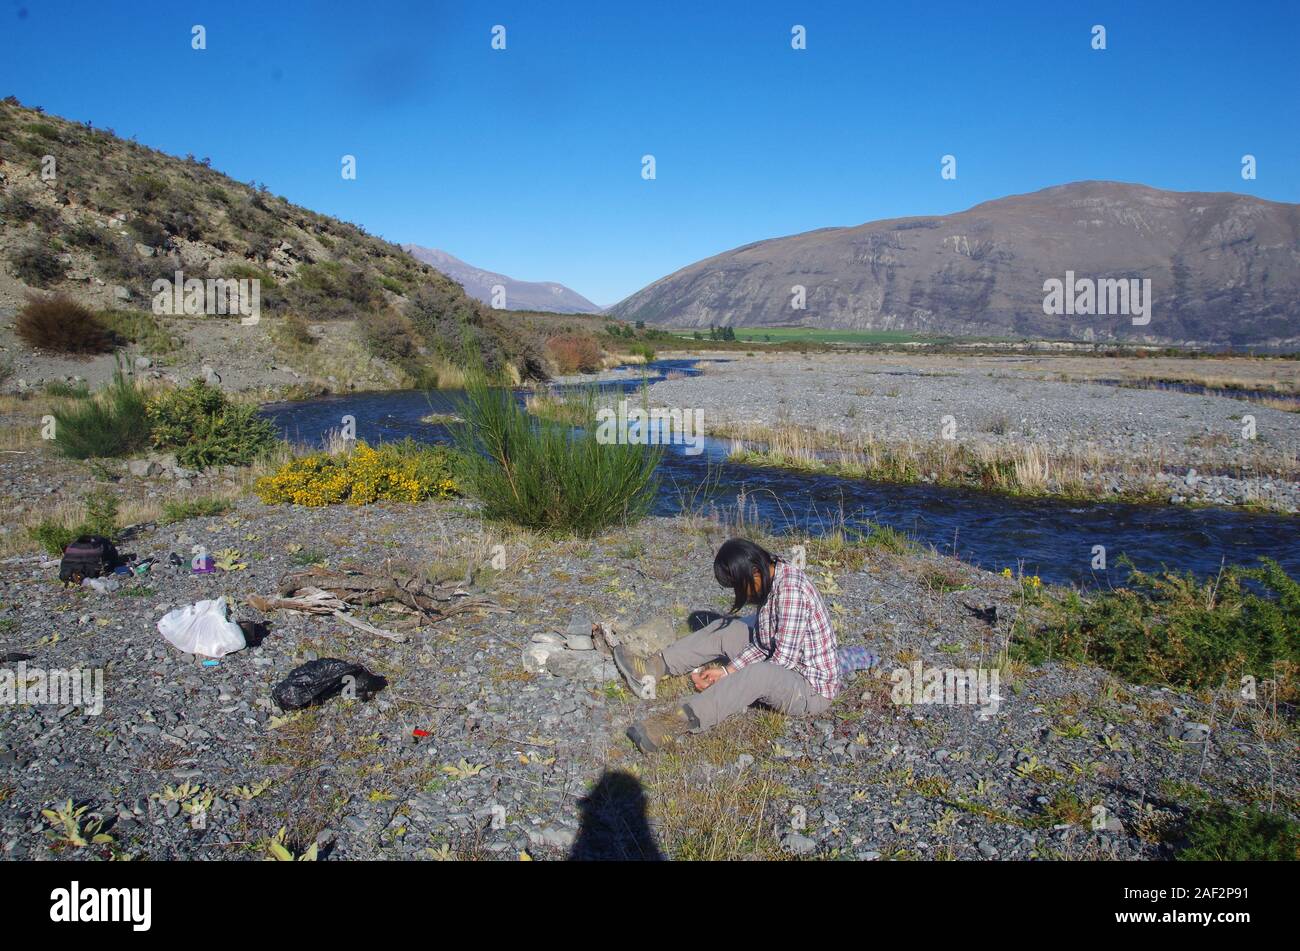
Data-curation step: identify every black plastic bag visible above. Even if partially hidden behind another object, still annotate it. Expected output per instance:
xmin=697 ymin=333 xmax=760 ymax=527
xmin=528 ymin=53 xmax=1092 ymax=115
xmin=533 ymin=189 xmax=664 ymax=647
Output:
xmin=271 ymin=659 xmax=387 ymax=710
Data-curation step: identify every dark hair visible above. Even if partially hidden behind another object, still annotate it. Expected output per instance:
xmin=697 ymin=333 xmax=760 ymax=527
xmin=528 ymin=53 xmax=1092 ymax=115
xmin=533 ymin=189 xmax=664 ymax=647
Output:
xmin=713 ymin=538 xmax=778 ymax=613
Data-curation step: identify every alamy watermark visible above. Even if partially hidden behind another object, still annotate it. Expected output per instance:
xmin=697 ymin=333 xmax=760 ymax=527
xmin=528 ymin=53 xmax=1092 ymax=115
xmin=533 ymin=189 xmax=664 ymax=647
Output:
xmin=595 ymin=399 xmax=704 ymax=455
xmin=1042 ymin=271 xmax=1151 ymax=326
xmin=1 ymin=662 xmax=103 ymax=716
xmin=152 ymin=269 xmax=260 ymax=325
xmin=890 ymin=661 xmax=1000 ymax=716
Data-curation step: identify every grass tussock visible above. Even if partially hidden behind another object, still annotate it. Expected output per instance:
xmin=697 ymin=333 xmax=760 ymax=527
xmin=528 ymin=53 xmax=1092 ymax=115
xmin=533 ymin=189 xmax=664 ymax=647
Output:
xmin=454 ymin=377 xmax=660 ymax=536
xmin=15 ymin=295 xmax=115 ymax=354
xmin=52 ymin=370 xmax=151 ymax=459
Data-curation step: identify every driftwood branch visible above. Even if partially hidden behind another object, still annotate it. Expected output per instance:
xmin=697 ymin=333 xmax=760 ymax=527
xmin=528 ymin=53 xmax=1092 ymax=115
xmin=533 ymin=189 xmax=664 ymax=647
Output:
xmin=250 ymin=564 xmax=509 ymax=642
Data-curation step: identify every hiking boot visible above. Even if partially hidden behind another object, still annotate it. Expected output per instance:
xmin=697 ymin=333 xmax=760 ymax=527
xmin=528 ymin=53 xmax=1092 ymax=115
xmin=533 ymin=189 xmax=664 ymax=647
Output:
xmin=613 ymin=645 xmax=666 ymax=699
xmin=627 ymin=704 xmax=699 ymax=754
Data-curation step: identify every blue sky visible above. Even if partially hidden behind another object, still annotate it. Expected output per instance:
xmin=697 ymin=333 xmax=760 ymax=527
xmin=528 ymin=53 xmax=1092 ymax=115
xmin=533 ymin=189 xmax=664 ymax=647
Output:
xmin=2 ymin=0 xmax=1296 ymax=306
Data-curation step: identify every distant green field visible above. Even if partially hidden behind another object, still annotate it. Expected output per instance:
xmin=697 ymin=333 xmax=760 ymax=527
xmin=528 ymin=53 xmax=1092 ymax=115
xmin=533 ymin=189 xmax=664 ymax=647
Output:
xmin=672 ymin=326 xmax=932 ymax=345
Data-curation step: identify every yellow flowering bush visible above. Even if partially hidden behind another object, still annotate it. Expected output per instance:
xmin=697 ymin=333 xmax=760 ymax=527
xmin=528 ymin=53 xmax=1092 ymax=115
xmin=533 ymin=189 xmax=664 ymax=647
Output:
xmin=256 ymin=439 xmax=459 ymax=506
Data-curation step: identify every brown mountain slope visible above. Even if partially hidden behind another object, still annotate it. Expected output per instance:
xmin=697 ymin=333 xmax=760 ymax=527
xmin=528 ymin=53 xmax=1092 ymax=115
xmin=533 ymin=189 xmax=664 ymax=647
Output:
xmin=610 ymin=182 xmax=1300 ymax=347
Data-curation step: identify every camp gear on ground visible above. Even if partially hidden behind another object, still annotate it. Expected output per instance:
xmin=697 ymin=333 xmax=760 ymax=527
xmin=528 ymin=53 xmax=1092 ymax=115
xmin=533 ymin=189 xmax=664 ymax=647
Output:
xmin=271 ymin=658 xmax=386 ymax=710
xmin=157 ymin=597 xmax=247 ymax=658
xmin=58 ymin=535 xmax=120 ymax=583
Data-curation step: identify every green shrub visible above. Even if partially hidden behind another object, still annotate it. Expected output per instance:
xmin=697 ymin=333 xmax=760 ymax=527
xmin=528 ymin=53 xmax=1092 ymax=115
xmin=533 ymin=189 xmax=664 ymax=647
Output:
xmin=161 ymin=496 xmax=233 ymax=524
xmin=1177 ymin=805 xmax=1299 ymax=860
xmin=274 ymin=313 xmax=316 ymax=348
xmin=28 ymin=520 xmax=78 ymax=556
xmin=454 ymin=377 xmax=660 ymax=535
xmin=360 ymin=308 xmax=419 ymax=361
xmin=44 ymin=380 xmax=91 ymax=399
xmin=27 ymin=488 xmax=121 ymax=554
xmin=98 ymin=309 xmax=179 ymax=355
xmin=147 ymin=379 xmax=278 ymax=468
xmin=53 ymin=371 xmax=151 ymax=459
xmin=9 ymin=244 xmax=66 ymax=288
xmin=1015 ymin=559 xmax=1300 ymax=698
xmin=126 ymin=217 xmax=167 ymax=248
xmin=80 ymin=487 xmax=120 ymax=537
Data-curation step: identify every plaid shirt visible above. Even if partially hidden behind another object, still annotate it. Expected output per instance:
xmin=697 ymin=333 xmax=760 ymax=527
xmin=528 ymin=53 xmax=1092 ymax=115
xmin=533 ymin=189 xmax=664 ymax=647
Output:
xmin=731 ymin=560 xmax=841 ymax=700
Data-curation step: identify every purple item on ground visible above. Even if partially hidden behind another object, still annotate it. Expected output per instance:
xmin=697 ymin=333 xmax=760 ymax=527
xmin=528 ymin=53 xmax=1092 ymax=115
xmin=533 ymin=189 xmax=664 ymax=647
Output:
xmin=836 ymin=646 xmax=879 ymax=681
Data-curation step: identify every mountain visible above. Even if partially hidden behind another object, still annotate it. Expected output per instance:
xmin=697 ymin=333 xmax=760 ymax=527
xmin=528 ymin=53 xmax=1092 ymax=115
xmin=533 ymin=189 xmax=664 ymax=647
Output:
xmin=403 ymin=245 xmax=601 ymax=314
xmin=0 ymin=97 xmax=547 ymax=393
xmin=609 ymin=182 xmax=1300 ymax=347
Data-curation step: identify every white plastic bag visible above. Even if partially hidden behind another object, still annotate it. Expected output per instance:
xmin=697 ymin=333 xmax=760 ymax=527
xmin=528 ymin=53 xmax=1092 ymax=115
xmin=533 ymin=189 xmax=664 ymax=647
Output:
xmin=157 ymin=597 xmax=246 ymax=658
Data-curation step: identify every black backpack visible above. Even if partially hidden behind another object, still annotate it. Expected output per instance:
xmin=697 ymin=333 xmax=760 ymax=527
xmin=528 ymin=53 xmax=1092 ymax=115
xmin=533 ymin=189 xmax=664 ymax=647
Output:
xmin=58 ymin=535 xmax=120 ymax=583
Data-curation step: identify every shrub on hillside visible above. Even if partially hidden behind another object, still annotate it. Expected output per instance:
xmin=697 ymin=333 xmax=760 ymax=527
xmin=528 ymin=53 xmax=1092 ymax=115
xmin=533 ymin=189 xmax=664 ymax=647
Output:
xmin=276 ymin=313 xmax=316 ymax=348
xmin=15 ymin=295 xmax=115 ymax=353
xmin=404 ymin=282 xmax=505 ymax=374
xmin=256 ymin=439 xmax=458 ymax=506
xmin=546 ymin=333 xmax=602 ymax=373
xmin=9 ymin=244 xmax=66 ymax=288
xmin=360 ymin=308 xmax=419 ymax=361
xmin=147 ymin=379 xmax=279 ymax=468
xmin=1 ymin=188 xmax=58 ymax=227
xmin=277 ymin=261 xmax=379 ymax=321
xmin=454 ymin=377 xmax=660 ymax=535
xmin=52 ymin=370 xmax=150 ymax=459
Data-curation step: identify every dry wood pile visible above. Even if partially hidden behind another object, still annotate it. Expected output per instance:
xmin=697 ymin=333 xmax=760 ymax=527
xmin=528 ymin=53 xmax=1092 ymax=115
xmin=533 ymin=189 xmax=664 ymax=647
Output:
xmin=248 ymin=564 xmax=508 ymax=642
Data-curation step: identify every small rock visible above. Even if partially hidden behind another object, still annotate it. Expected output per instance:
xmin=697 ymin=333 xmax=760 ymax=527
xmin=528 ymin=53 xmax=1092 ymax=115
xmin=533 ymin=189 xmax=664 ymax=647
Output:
xmin=782 ymin=833 xmax=817 ymax=856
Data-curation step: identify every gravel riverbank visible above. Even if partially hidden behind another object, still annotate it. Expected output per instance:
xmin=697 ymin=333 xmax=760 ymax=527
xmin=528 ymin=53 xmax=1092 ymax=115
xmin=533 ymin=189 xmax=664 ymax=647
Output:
xmin=1 ymin=472 xmax=1293 ymax=860
xmin=642 ymin=353 xmax=1300 ymax=512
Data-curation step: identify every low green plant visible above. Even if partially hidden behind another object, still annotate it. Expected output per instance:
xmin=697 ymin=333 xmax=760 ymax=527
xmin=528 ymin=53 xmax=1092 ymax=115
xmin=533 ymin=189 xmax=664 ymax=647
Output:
xmin=28 ymin=520 xmax=77 ymax=556
xmin=1015 ymin=559 xmax=1299 ymax=698
xmin=1176 ymin=805 xmax=1299 ymax=860
xmin=27 ymin=488 xmax=120 ymax=554
xmin=161 ymin=496 xmax=233 ymax=524
xmin=80 ymin=487 xmax=120 ymax=537
xmin=147 ymin=379 xmax=278 ymax=468
xmin=97 ymin=308 xmax=179 ymax=355
xmin=53 ymin=370 xmax=151 ymax=459
xmin=44 ymin=380 xmax=91 ymax=398
xmin=454 ymin=376 xmax=660 ymax=535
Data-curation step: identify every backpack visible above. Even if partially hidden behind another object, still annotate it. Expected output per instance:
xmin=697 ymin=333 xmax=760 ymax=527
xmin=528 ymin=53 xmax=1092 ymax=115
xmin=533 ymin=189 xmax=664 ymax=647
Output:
xmin=58 ymin=535 xmax=120 ymax=583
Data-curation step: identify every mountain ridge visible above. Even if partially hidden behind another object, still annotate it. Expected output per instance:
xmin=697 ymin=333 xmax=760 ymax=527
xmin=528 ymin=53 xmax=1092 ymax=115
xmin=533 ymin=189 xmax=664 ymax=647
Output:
xmin=402 ymin=244 xmax=601 ymax=314
xmin=609 ymin=181 xmax=1300 ymax=347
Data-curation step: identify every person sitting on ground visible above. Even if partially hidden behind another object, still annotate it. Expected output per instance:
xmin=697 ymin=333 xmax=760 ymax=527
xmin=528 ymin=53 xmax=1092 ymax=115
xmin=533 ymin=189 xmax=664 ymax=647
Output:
xmin=616 ymin=537 xmax=842 ymax=754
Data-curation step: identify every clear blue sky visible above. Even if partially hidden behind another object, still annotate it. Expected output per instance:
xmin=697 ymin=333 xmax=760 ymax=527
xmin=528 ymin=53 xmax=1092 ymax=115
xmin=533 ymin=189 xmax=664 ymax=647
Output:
xmin=2 ymin=0 xmax=1296 ymax=306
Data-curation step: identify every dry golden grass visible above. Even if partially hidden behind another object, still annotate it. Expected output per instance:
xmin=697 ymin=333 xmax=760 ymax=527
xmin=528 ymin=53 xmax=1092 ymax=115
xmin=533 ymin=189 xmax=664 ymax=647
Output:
xmin=715 ymin=418 xmax=1298 ymax=505
xmin=623 ymin=708 xmax=792 ymax=860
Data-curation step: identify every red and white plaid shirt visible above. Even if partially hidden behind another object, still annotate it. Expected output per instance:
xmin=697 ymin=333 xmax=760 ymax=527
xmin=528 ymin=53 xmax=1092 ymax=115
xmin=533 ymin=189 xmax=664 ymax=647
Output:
xmin=731 ymin=560 xmax=840 ymax=700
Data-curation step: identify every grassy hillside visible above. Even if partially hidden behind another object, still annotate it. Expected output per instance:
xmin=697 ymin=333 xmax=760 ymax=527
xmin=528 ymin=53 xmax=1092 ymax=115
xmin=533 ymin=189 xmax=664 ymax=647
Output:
xmin=0 ymin=97 xmax=585 ymax=394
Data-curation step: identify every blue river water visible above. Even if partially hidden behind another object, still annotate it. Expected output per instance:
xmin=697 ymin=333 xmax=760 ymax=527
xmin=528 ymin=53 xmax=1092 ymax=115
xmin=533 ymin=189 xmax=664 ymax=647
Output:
xmin=261 ymin=359 xmax=1300 ymax=588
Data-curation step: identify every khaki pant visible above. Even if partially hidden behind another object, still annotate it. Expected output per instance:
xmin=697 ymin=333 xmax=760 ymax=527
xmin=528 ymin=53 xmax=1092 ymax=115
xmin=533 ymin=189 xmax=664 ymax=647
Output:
xmin=660 ymin=617 xmax=830 ymax=731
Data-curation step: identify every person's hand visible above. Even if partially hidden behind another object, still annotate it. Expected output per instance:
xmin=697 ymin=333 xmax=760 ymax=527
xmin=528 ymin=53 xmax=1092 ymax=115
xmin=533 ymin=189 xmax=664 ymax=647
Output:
xmin=691 ymin=664 xmax=727 ymax=691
